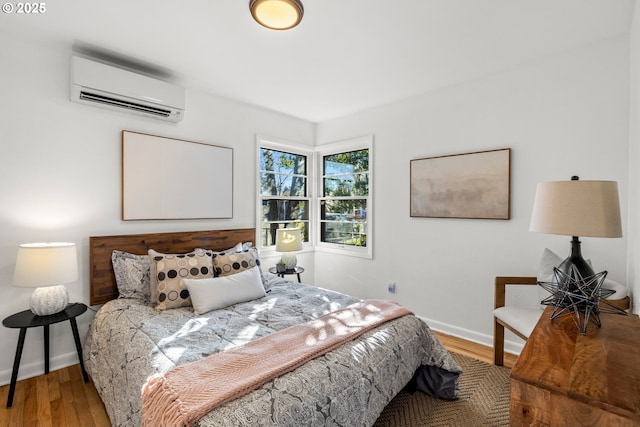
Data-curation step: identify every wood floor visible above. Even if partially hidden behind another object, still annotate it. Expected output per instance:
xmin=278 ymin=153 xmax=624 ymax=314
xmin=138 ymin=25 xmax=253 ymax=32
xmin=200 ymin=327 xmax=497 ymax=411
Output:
xmin=0 ymin=331 xmax=518 ymax=426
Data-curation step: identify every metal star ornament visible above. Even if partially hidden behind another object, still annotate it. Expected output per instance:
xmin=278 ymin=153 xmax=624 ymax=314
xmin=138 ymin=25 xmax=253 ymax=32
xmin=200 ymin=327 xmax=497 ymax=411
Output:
xmin=538 ymin=266 xmax=626 ymax=335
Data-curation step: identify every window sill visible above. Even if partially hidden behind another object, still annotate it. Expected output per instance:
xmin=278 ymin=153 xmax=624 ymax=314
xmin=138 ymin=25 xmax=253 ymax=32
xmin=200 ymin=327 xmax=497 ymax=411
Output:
xmin=259 ymin=245 xmax=315 ymax=257
xmin=314 ymin=244 xmax=372 ymax=259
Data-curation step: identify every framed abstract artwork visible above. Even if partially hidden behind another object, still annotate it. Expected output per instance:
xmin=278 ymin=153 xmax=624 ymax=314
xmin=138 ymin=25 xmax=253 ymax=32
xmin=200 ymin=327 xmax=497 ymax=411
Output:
xmin=122 ymin=131 xmax=233 ymax=220
xmin=410 ymin=148 xmax=511 ymax=219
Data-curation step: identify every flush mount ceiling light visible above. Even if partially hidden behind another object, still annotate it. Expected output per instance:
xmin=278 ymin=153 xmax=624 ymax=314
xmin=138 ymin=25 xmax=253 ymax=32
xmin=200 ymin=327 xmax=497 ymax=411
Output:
xmin=250 ymin=0 xmax=304 ymax=30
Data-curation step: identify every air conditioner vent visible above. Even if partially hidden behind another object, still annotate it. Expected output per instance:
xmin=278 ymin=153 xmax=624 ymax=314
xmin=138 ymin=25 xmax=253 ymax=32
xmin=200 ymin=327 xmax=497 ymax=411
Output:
xmin=79 ymin=91 xmax=172 ymax=118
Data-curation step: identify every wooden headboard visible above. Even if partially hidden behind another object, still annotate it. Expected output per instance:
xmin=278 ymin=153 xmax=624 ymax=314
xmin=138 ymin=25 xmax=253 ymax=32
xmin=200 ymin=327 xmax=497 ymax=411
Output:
xmin=89 ymin=228 xmax=256 ymax=305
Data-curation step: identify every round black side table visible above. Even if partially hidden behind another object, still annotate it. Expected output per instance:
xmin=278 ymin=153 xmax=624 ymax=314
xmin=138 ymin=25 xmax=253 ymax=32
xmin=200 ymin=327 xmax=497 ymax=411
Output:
xmin=268 ymin=266 xmax=304 ymax=282
xmin=2 ymin=302 xmax=89 ymax=408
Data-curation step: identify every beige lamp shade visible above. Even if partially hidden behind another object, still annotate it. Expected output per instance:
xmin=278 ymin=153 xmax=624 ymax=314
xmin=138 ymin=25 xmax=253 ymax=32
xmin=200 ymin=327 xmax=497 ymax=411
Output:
xmin=529 ymin=180 xmax=622 ymax=238
xmin=249 ymin=0 xmax=304 ymax=30
xmin=14 ymin=242 xmax=78 ymax=288
xmin=275 ymin=228 xmax=303 ymax=252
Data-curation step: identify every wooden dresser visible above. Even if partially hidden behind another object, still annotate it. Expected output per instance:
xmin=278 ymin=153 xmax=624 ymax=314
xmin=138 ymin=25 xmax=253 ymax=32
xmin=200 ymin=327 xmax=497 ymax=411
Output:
xmin=510 ymin=307 xmax=640 ymax=426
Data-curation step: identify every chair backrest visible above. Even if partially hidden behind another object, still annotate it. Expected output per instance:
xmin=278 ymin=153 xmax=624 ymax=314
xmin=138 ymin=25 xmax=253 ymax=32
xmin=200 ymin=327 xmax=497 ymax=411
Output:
xmin=494 ymin=276 xmax=538 ymax=310
xmin=493 ymin=276 xmax=538 ymax=366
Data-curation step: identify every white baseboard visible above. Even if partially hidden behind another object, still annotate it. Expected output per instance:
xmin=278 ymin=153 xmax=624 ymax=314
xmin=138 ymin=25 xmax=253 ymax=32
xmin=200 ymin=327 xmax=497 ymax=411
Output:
xmin=417 ymin=315 xmax=525 ymax=358
xmin=0 ymin=351 xmax=81 ymax=387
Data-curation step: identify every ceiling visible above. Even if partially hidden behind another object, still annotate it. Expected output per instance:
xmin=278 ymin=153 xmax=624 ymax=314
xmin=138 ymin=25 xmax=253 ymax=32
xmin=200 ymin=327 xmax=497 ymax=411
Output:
xmin=1 ymin=0 xmax=635 ymax=123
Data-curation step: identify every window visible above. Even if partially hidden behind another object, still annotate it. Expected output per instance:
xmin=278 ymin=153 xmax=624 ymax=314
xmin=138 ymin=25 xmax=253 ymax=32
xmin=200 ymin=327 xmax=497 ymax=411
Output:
xmin=317 ymin=136 xmax=372 ymax=258
xmin=256 ymin=135 xmax=372 ymax=258
xmin=258 ymin=140 xmax=311 ymax=249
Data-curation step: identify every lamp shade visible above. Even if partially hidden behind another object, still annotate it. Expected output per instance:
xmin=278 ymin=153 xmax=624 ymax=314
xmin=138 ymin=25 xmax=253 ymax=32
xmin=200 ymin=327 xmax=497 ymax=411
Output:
xmin=275 ymin=228 xmax=302 ymax=252
xmin=13 ymin=242 xmax=78 ymax=288
xmin=249 ymin=0 xmax=304 ymax=30
xmin=529 ymin=180 xmax=622 ymax=238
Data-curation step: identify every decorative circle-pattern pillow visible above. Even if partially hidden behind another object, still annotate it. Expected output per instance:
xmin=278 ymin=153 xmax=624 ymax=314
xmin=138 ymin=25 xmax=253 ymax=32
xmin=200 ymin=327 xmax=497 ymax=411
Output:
xmin=111 ymin=250 xmax=151 ymax=303
xmin=148 ymin=248 xmax=214 ymax=311
xmin=212 ymin=247 xmax=261 ymax=277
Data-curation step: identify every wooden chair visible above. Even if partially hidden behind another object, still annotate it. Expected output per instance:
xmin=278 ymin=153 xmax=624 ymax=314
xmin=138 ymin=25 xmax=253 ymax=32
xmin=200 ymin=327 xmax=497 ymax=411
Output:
xmin=493 ymin=276 xmax=632 ymax=366
xmin=493 ymin=276 xmax=538 ymax=366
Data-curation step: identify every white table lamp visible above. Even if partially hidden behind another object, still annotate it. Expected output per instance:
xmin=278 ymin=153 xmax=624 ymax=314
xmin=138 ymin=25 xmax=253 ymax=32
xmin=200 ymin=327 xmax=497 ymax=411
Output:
xmin=275 ymin=228 xmax=302 ymax=270
xmin=13 ymin=242 xmax=78 ymax=316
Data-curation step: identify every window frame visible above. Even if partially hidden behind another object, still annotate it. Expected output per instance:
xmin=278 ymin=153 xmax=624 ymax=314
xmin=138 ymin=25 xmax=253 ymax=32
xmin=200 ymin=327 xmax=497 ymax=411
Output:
xmin=315 ymin=135 xmax=373 ymax=259
xmin=255 ymin=135 xmax=315 ymax=254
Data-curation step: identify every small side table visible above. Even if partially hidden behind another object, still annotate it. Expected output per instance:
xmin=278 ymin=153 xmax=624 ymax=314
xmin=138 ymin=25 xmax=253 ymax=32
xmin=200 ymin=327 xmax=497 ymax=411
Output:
xmin=2 ymin=302 xmax=89 ymax=408
xmin=268 ymin=266 xmax=304 ymax=282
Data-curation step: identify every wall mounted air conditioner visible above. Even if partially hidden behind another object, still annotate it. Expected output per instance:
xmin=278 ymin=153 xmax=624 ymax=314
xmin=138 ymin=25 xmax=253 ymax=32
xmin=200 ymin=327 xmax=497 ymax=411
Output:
xmin=70 ymin=56 xmax=185 ymax=122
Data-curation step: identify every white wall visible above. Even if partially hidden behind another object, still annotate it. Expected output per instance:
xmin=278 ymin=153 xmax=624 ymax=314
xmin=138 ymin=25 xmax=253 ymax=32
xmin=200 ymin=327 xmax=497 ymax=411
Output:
xmin=0 ymin=29 xmax=634 ymax=386
xmin=629 ymin=2 xmax=640 ymax=315
xmin=0 ymin=36 xmax=315 ymax=385
xmin=315 ymin=36 xmax=630 ymax=350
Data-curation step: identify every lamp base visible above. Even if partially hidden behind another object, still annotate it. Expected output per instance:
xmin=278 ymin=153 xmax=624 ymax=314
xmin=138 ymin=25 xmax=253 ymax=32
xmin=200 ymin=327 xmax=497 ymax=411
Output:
xmin=538 ymin=235 xmax=628 ymax=335
xmin=557 ymin=236 xmax=595 ymax=292
xmin=30 ymin=285 xmax=68 ymax=316
xmin=281 ymin=253 xmax=298 ymax=270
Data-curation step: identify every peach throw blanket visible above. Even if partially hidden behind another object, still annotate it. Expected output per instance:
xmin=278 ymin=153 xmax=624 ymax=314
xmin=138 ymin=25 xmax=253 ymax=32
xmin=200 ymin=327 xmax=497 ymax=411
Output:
xmin=141 ymin=299 xmax=412 ymax=427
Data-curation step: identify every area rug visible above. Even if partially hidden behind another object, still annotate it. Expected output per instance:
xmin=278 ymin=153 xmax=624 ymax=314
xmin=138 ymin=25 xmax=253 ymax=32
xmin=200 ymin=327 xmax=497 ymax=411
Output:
xmin=374 ymin=352 xmax=511 ymax=427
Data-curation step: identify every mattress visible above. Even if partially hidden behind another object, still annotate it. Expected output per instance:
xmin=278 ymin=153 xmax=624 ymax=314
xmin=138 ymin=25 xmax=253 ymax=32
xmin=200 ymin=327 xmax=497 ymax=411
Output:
xmin=84 ymin=273 xmax=461 ymax=426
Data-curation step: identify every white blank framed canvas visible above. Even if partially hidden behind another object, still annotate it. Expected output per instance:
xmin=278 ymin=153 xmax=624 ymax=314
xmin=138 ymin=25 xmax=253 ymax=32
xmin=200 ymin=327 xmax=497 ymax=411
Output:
xmin=122 ymin=131 xmax=233 ymax=220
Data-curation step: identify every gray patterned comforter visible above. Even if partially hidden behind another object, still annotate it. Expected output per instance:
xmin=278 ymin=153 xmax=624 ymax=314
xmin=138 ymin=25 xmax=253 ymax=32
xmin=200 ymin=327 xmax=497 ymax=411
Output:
xmin=84 ymin=274 xmax=460 ymax=426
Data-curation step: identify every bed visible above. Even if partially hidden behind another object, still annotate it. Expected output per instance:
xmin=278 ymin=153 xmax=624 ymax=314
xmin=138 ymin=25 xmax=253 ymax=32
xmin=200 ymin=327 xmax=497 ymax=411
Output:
xmin=84 ymin=228 xmax=461 ymax=427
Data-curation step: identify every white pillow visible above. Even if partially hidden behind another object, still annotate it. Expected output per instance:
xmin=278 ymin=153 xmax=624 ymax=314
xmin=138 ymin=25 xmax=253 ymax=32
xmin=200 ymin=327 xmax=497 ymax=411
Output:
xmin=602 ymin=278 xmax=627 ymax=299
xmin=537 ymin=248 xmax=563 ymax=284
xmin=183 ymin=266 xmax=266 ymax=315
xmin=537 ymin=248 xmax=563 ymax=308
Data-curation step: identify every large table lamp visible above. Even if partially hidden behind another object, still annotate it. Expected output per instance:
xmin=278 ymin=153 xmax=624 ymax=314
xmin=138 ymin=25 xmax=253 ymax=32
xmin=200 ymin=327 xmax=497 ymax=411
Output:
xmin=529 ymin=177 xmax=623 ymax=333
xmin=275 ymin=228 xmax=302 ymax=270
xmin=13 ymin=242 xmax=78 ymax=316
xmin=530 ymin=177 xmax=622 ymax=282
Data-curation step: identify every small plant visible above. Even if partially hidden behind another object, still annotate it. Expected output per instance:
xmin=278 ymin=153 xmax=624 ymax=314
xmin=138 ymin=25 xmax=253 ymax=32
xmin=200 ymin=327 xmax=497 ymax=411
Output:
xmin=276 ymin=260 xmax=286 ymax=273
